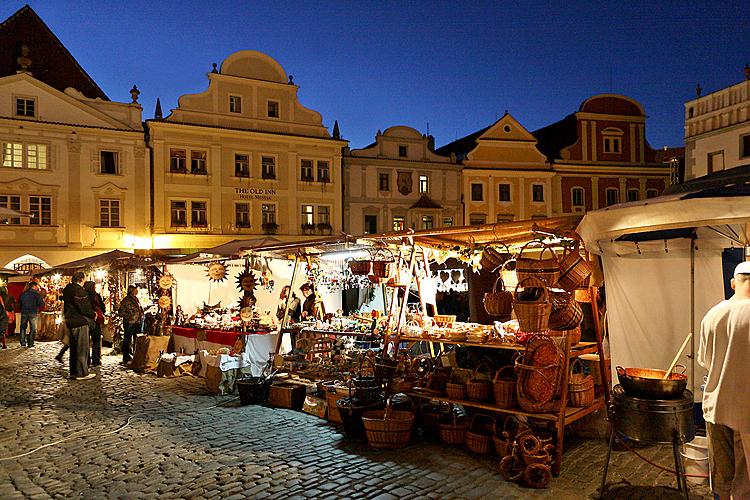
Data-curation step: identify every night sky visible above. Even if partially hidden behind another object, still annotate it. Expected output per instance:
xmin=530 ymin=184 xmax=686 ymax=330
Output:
xmin=5 ymin=1 xmax=749 ymax=151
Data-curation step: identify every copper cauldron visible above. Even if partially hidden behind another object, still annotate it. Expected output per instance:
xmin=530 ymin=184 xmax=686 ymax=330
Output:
xmin=615 ymin=364 xmax=688 ymax=399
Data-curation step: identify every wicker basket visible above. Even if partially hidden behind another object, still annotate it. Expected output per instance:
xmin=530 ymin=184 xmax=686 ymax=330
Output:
xmin=466 ymin=414 xmax=495 ymax=454
xmin=438 ymin=416 xmax=470 ymax=445
xmin=480 ymin=245 xmax=509 ymax=271
xmin=548 ymin=325 xmax=581 ymax=346
xmin=548 ymin=290 xmax=583 ymax=331
xmin=557 ymin=240 xmax=592 ymax=292
xmin=513 ymin=277 xmax=552 ymax=332
xmin=433 ymin=314 xmax=457 ymax=326
xmin=466 ymin=363 xmax=493 ymax=402
xmin=371 ymin=248 xmax=395 ymax=279
xmin=348 ymin=259 xmax=371 ymax=276
xmin=353 ymin=357 xmax=383 ymax=403
xmin=483 ymin=276 xmax=514 ymax=317
xmin=493 ymin=365 xmax=517 ymax=408
xmin=515 ymin=241 xmax=560 ymax=286
xmin=362 ymin=398 xmax=415 ymax=449
xmin=515 ymin=334 xmax=564 ymax=412
xmin=568 ymin=359 xmax=595 ymax=407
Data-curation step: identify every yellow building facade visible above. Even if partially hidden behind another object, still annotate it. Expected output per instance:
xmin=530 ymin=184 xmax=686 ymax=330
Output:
xmin=146 ymin=51 xmax=346 ymax=251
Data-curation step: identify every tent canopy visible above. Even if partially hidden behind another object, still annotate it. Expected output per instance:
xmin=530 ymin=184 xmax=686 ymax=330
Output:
xmin=169 ymin=237 xmax=281 ymax=263
xmin=0 ymin=206 xmax=32 ymax=221
xmin=32 ymin=249 xmax=150 ymax=275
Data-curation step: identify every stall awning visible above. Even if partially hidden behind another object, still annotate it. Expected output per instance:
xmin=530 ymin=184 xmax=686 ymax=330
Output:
xmin=169 ymin=237 xmax=281 ymax=263
xmin=31 ymin=249 xmax=152 ymax=275
xmin=0 ymin=206 xmax=32 ymax=221
xmin=247 ymin=235 xmax=367 ymax=259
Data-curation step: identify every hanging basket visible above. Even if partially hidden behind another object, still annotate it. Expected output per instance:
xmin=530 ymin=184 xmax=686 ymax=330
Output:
xmin=568 ymin=359 xmax=595 ymax=407
xmin=547 ymin=290 xmax=583 ymax=331
xmin=348 ymin=259 xmax=372 ymax=276
xmin=515 ymin=241 xmax=561 ymax=286
xmin=493 ymin=365 xmax=517 ymax=409
xmin=483 ymin=276 xmax=513 ymax=317
xmin=466 ymin=363 xmax=493 ymax=402
xmin=513 ymin=277 xmax=552 ymax=333
xmin=480 ymin=245 xmax=510 ymax=272
xmin=556 ymin=240 xmax=592 ymax=292
xmin=371 ymin=248 xmax=395 ymax=279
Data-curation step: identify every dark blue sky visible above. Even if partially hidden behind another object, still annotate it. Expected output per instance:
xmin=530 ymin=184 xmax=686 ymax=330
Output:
xmin=6 ymin=1 xmax=749 ymax=150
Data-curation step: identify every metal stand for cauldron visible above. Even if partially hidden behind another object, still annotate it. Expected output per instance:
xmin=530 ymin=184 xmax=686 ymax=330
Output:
xmin=599 ymin=385 xmax=695 ymax=500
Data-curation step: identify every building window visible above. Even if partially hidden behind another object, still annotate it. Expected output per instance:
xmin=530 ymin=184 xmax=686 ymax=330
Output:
xmin=0 ymin=195 xmax=21 ymax=224
xmin=398 ymin=145 xmax=407 ymax=157
xmin=169 ymin=149 xmax=186 ymax=173
xmin=741 ymin=134 xmax=750 ymax=158
xmin=317 ymin=206 xmax=330 ymax=225
xmin=262 ymin=204 xmax=276 ymax=224
xmin=364 ymin=215 xmax=377 ymax=234
xmin=707 ymin=151 xmax=725 ymax=174
xmin=191 ymin=201 xmax=207 ymax=227
xmin=235 ymin=203 xmax=250 ymax=228
xmin=29 ymin=196 xmax=51 ymax=225
xmin=301 ymin=204 xmax=314 ymax=225
xmin=418 ymin=175 xmax=429 ymax=193
xmin=571 ymin=187 xmax=584 ymax=207
xmin=267 ymin=100 xmax=279 ymax=118
xmin=421 ymin=215 xmax=434 ymax=230
xmin=261 ymin=156 xmax=276 ymax=179
xmin=392 ymin=216 xmax=405 ymax=231
xmin=191 ymin=151 xmax=207 ymax=175
xmin=229 ymin=95 xmax=242 ymax=113
xmin=469 ymin=214 xmax=486 ymax=226
xmin=627 ymin=188 xmax=639 ymax=202
xmin=317 ymin=161 xmax=330 ymax=183
xmin=16 ymin=98 xmax=35 ymax=117
xmin=496 ymin=214 xmax=513 ymax=223
xmin=498 ymin=183 xmax=511 ymax=202
xmin=532 ymin=184 xmax=544 ymax=202
xmin=170 ymin=201 xmax=187 ymax=227
xmin=99 ymin=199 xmax=120 ymax=227
xmin=300 ymin=160 xmax=314 ymax=181
xmin=235 ymin=154 xmax=249 ymax=177
xmin=605 ymin=188 xmax=620 ymax=206
xmin=442 ymin=216 xmax=453 ymax=227
xmin=2 ymin=142 xmax=47 ymax=169
xmin=100 ymin=151 xmax=118 ymax=174
xmin=603 ymin=137 xmax=621 ymax=153
xmin=646 ymin=188 xmax=659 ymax=199
xmin=379 ymin=173 xmax=389 ymax=191
xmin=471 ymin=183 xmax=483 ymax=201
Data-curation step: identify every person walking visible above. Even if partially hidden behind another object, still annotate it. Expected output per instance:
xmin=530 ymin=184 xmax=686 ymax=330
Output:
xmin=698 ymin=261 xmax=750 ymax=499
xmin=84 ymin=281 xmax=105 ymax=367
xmin=19 ymin=281 xmax=44 ymax=348
xmin=117 ymin=285 xmax=142 ymax=364
xmin=62 ymin=272 xmax=96 ymax=380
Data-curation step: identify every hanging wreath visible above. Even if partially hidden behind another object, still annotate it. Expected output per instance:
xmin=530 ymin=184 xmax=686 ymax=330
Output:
xmin=206 ymin=262 xmax=228 ymax=282
xmin=236 ymin=270 xmax=257 ymax=293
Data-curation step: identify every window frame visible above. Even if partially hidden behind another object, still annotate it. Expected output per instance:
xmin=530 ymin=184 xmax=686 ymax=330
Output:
xmin=531 ymin=184 xmax=545 ymax=203
xmin=261 ymin=155 xmax=277 ymax=180
xmin=235 ymin=202 xmax=251 ymax=228
xmin=170 ymin=200 xmax=188 ymax=227
xmin=442 ymin=216 xmax=453 ymax=227
xmin=261 ymin=203 xmax=277 ymax=225
xmin=234 ymin=153 xmax=250 ymax=178
xmin=605 ymin=188 xmax=620 ymax=207
xmin=229 ymin=95 xmax=242 ymax=114
xmin=99 ymin=150 xmax=119 ymax=175
xmin=392 ymin=216 xmax=405 ymax=231
xmin=28 ymin=195 xmax=52 ymax=226
xmin=317 ymin=205 xmax=330 ymax=225
xmin=571 ymin=186 xmax=585 ymax=208
xmin=398 ymin=145 xmax=408 ymax=158
xmin=498 ymin=183 xmax=511 ymax=202
xmin=190 ymin=150 xmax=207 ymax=175
xmin=364 ymin=214 xmax=378 ymax=234
xmin=603 ymin=137 xmax=622 ymax=154
xmin=471 ymin=183 xmax=484 ymax=202
xmin=646 ymin=188 xmax=659 ymax=199
xmin=317 ymin=160 xmax=330 ymax=183
xmin=626 ymin=188 xmax=640 ymax=203
xmin=98 ymin=199 xmax=121 ymax=227
xmin=190 ymin=201 xmax=208 ymax=227
xmin=418 ymin=175 xmax=429 ymax=194
xmin=421 ymin=215 xmax=434 ymax=230
xmin=267 ymin=100 xmax=280 ymax=119
xmin=2 ymin=142 xmax=48 ymax=170
xmin=15 ymin=96 xmax=36 ymax=118
xmin=378 ymin=173 xmax=390 ymax=191
xmin=469 ymin=214 xmax=487 ymax=226
xmin=741 ymin=134 xmax=750 ymax=159
xmin=169 ymin=149 xmax=187 ymax=173
xmin=0 ymin=195 xmax=22 ymax=224
xmin=707 ymin=150 xmax=725 ymax=174
xmin=301 ymin=204 xmax=314 ymax=225
xmin=300 ymin=159 xmax=314 ymax=182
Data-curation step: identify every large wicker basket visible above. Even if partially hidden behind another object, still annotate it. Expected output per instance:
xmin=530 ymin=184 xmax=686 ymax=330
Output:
xmin=515 ymin=241 xmax=560 ymax=286
xmin=513 ymin=277 xmax=552 ymax=332
xmin=515 ymin=334 xmax=564 ymax=412
xmin=438 ymin=416 xmax=469 ymax=445
xmin=548 ymin=290 xmax=583 ymax=331
xmin=348 ymin=259 xmax=371 ymax=276
xmin=466 ymin=363 xmax=493 ymax=402
xmin=371 ymin=248 xmax=395 ymax=279
xmin=557 ymin=240 xmax=592 ymax=292
xmin=465 ymin=414 xmax=495 ymax=454
xmin=568 ymin=359 xmax=595 ymax=407
xmin=483 ymin=276 xmax=513 ymax=317
xmin=480 ymin=245 xmax=509 ymax=272
xmin=493 ymin=365 xmax=517 ymax=408
xmin=362 ymin=398 xmax=415 ymax=449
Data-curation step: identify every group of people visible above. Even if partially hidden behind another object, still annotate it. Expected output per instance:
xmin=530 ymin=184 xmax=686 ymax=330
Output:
xmin=0 ymin=281 xmax=45 ymax=350
xmin=275 ymin=282 xmax=325 ymax=325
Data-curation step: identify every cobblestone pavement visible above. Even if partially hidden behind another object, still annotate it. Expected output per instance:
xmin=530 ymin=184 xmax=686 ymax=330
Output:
xmin=0 ymin=339 xmax=711 ymax=499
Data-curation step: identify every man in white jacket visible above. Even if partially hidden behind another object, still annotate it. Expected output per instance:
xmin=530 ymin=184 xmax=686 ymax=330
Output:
xmin=698 ymin=261 xmax=750 ymax=500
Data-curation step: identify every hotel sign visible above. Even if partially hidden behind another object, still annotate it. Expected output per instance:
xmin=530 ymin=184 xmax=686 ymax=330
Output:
xmin=235 ymin=187 xmax=277 ymax=201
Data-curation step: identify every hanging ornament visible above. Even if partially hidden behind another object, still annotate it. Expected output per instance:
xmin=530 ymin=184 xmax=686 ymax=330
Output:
xmin=236 ymin=270 xmax=257 ymax=293
xmin=206 ymin=262 xmax=227 ymax=283
xmin=158 ymin=274 xmax=175 ymax=290
xmin=158 ymin=295 xmax=172 ymax=310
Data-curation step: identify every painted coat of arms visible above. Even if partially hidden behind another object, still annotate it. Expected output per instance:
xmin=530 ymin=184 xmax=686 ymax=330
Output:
xmin=397 ymin=171 xmax=412 ymax=195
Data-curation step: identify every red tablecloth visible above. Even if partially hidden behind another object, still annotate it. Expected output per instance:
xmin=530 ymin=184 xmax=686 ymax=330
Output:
xmin=171 ymin=326 xmax=271 ymax=346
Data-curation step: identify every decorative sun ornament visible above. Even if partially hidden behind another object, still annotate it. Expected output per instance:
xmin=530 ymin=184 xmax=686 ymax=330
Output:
xmin=206 ymin=262 xmax=228 ymax=283
xmin=157 ymin=295 xmax=172 ymax=310
xmin=158 ymin=274 xmax=175 ymax=290
xmin=236 ymin=270 xmax=257 ymax=293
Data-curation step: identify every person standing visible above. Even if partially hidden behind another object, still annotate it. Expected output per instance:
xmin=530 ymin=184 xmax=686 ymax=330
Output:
xmin=117 ymin=285 xmax=142 ymax=364
xmin=698 ymin=261 xmax=750 ymax=499
xmin=299 ymin=283 xmax=325 ymax=320
xmin=0 ymin=290 xmax=9 ymax=349
xmin=62 ymin=272 xmax=96 ymax=380
xmin=84 ymin=281 xmax=105 ymax=367
xmin=19 ymin=281 xmax=44 ymax=348
xmin=276 ymin=285 xmax=301 ymax=325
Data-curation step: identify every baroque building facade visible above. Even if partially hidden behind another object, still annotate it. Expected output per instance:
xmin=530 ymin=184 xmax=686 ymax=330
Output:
xmin=684 ymin=70 xmax=750 ymax=180
xmin=146 ymin=50 xmax=346 ymax=251
xmin=0 ymin=6 xmax=149 ymax=269
xmin=343 ymin=126 xmax=461 ymax=234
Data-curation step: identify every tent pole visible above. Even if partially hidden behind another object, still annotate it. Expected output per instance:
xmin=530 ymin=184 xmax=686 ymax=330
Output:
xmin=690 ymin=235 xmax=696 ymax=395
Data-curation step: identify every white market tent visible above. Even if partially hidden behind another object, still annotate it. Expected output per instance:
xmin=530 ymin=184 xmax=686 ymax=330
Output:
xmin=577 ymin=169 xmax=750 ymax=399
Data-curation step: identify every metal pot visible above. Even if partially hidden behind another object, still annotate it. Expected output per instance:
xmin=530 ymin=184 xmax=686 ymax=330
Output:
xmin=612 ymin=385 xmax=695 ymax=444
xmin=616 ymin=364 xmax=688 ymax=399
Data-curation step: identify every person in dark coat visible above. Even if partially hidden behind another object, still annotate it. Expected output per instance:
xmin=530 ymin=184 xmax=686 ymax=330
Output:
xmin=62 ymin=272 xmax=96 ymax=380
xmin=300 ymin=283 xmax=325 ymax=320
xmin=0 ymin=288 xmax=9 ymax=350
xmin=117 ymin=285 xmax=143 ymax=364
xmin=19 ymin=281 xmax=44 ymax=348
xmin=276 ymin=285 xmax=301 ymax=325
xmin=83 ymin=281 xmax=106 ymax=367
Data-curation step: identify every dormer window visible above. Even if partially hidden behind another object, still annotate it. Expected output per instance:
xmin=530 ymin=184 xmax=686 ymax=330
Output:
xmin=398 ymin=145 xmax=407 ymax=157
xmin=16 ymin=97 xmax=35 ymax=117
xmin=229 ymin=95 xmax=242 ymax=113
xmin=267 ymin=100 xmax=280 ymax=118
xmin=601 ymin=127 xmax=624 ymax=154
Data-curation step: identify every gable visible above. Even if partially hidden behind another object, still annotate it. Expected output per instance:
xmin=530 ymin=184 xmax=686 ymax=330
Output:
xmin=466 ymin=114 xmax=549 ymax=166
xmin=478 ymin=114 xmax=538 ymax=142
xmin=0 ymin=6 xmax=107 ymax=100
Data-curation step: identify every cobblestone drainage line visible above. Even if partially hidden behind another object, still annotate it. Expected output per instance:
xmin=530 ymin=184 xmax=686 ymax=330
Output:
xmin=0 ymin=397 xmax=239 ymax=462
